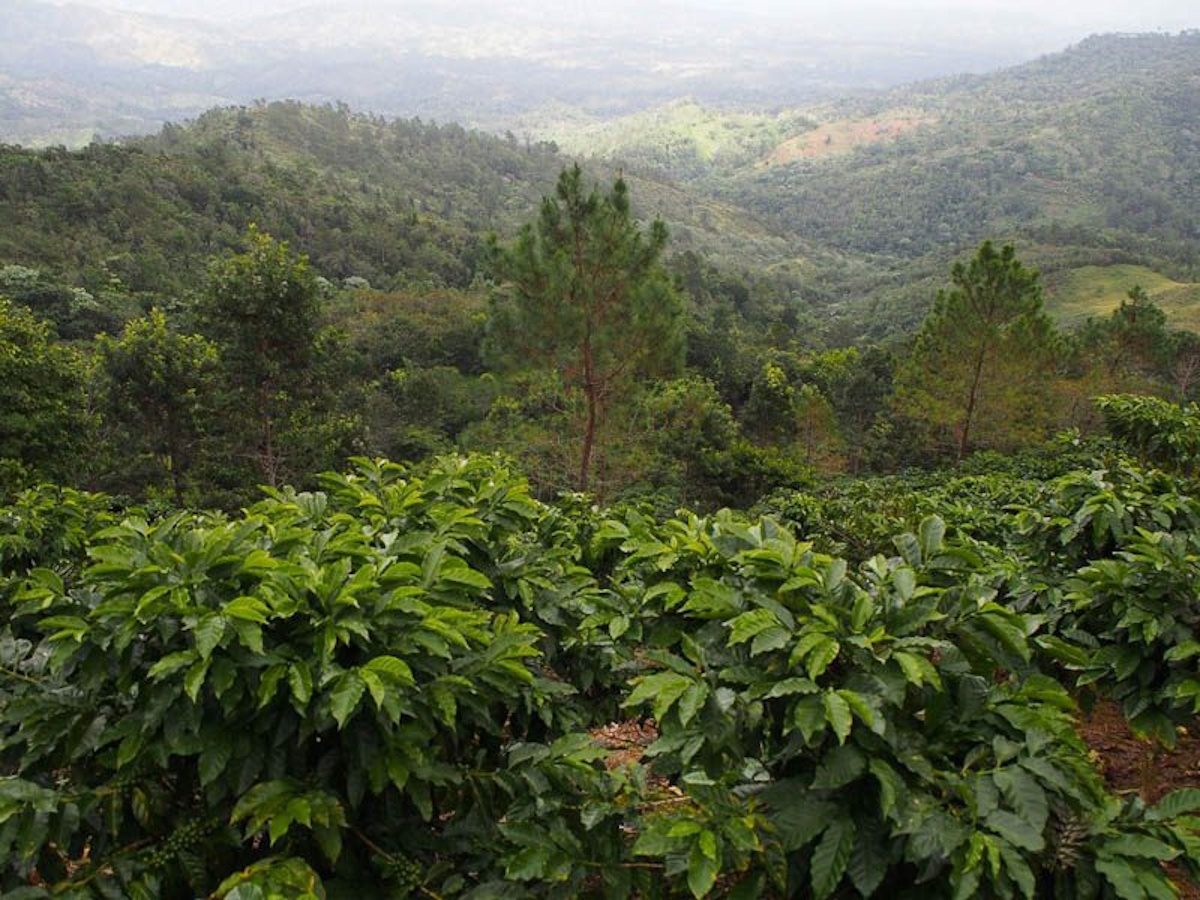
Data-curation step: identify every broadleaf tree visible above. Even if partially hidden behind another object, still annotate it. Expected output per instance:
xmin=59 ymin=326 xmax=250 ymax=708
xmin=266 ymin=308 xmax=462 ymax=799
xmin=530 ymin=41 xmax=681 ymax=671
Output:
xmin=197 ymin=225 xmax=322 ymax=488
xmin=487 ymin=165 xmax=685 ymax=493
xmin=96 ymin=309 xmax=218 ymax=505
xmin=892 ymin=241 xmax=1058 ymax=461
xmin=0 ymin=296 xmax=90 ymax=493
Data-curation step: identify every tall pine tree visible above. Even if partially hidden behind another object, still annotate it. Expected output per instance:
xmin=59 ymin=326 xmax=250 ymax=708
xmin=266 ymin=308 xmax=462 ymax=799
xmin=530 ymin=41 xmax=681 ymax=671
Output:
xmin=487 ymin=166 xmax=684 ymax=492
xmin=892 ymin=242 xmax=1058 ymax=461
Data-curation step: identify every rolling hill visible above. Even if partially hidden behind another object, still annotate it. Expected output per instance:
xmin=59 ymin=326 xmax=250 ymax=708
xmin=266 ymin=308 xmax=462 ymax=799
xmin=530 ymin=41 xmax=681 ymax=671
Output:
xmin=1 ymin=31 xmax=1199 ymax=341
xmin=0 ymin=101 xmax=838 ymax=302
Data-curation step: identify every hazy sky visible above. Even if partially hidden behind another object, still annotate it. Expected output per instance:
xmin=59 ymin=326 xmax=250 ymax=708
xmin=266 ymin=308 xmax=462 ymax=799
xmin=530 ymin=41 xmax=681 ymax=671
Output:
xmin=65 ymin=0 xmax=1200 ymax=33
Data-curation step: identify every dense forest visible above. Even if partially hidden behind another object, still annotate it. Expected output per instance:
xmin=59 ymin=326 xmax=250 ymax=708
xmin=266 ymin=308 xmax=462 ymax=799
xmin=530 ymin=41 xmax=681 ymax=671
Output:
xmin=3 ymin=27 xmax=1200 ymax=900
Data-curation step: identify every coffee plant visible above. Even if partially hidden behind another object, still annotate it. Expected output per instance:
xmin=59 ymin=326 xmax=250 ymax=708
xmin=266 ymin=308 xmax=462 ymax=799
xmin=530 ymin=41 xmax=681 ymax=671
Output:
xmin=1 ymin=448 xmax=1198 ymax=897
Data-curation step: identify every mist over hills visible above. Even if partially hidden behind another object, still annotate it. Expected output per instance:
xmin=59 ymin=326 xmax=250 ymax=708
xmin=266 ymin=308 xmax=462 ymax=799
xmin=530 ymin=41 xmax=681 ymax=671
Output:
xmin=1 ymin=0 xmax=1169 ymax=147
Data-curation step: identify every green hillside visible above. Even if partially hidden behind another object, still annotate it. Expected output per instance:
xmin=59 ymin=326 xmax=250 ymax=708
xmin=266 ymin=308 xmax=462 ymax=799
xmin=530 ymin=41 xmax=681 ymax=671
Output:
xmin=3 ymin=33 xmax=1200 ymax=341
xmin=716 ymin=32 xmax=1200 ymax=265
xmin=518 ymin=32 xmax=1200 ymax=337
xmin=1045 ymin=264 xmax=1200 ymax=330
xmin=0 ymin=101 xmax=833 ymax=302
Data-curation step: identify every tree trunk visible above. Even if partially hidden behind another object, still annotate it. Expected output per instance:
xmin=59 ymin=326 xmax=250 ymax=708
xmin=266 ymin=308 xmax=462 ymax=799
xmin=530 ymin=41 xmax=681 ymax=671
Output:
xmin=579 ymin=338 xmax=597 ymax=492
xmin=957 ymin=344 xmax=989 ymax=463
xmin=165 ymin=408 xmax=184 ymax=507
xmin=260 ymin=382 xmax=277 ymax=487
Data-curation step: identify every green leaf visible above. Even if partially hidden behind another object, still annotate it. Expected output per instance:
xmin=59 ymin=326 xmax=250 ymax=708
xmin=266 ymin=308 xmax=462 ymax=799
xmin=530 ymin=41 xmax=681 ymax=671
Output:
xmin=360 ymin=669 xmax=386 ymax=710
xmin=894 ymin=650 xmax=941 ymax=690
xmin=824 ymin=559 xmax=847 ymax=593
xmin=677 ymin=683 xmax=710 ymax=727
xmin=984 ymin=809 xmax=1044 ymax=852
xmin=288 ymin=663 xmax=313 ymax=708
xmin=117 ymin=733 xmax=142 ymax=769
xmin=727 ymin=609 xmax=781 ymax=646
xmin=148 ymin=650 xmax=198 ymax=680
xmin=892 ymin=568 xmax=916 ymax=603
xmin=131 ymin=786 xmax=151 ymax=826
xmin=193 ymin=613 xmax=226 ymax=659
xmin=812 ymin=744 xmax=866 ymax=789
xmin=505 ymin=845 xmax=550 ymax=881
xmin=39 ymin=615 xmax=89 ymax=642
xmin=869 ymin=760 xmax=904 ymax=819
xmin=624 ymin=671 xmax=694 ymax=722
xmin=1148 ymin=788 xmax=1200 ymax=821
xmin=257 ymin=664 xmax=287 ymax=709
xmin=837 ymin=689 xmax=876 ymax=731
xmin=811 ymin=817 xmax=856 ymax=900
xmin=200 ymin=740 xmax=232 ymax=786
xmin=998 ymin=842 xmax=1036 ymax=899
xmin=767 ymin=789 xmax=836 ymax=852
xmin=687 ymin=839 xmax=720 ymax=898
xmin=993 ymin=768 xmax=1048 ymax=835
xmin=919 ymin=516 xmax=945 ymax=557
xmin=230 ymin=619 xmax=264 ymax=655
xmin=848 ymin=820 xmax=888 ymax=897
xmin=314 ymin=824 xmax=343 ymax=866
xmin=330 ymin=672 xmax=365 ymax=729
xmin=1101 ymin=834 xmax=1179 ymax=860
xmin=362 ymin=655 xmax=415 ymax=686
xmin=1094 ymin=855 xmax=1150 ymax=900
xmin=790 ymin=695 xmax=827 ymax=743
xmin=231 ymin=780 xmax=295 ymax=825
xmin=806 ymin=636 xmax=841 ymax=680
xmin=764 ymin=677 xmax=818 ymax=699
xmin=440 ymin=567 xmax=493 ymax=592
xmin=224 ymin=596 xmax=271 ymax=624
xmin=751 ymin=626 xmax=790 ymax=656
xmin=851 ymin=593 xmax=876 ymax=631
xmin=823 ymin=691 xmax=853 ymax=745
xmin=184 ymin=657 xmax=210 ymax=702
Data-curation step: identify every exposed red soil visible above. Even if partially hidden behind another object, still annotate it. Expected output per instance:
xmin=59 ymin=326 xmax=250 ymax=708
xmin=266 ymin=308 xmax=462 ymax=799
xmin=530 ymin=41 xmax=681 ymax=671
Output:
xmin=1079 ymin=701 xmax=1200 ymax=899
xmin=765 ymin=114 xmax=935 ymax=165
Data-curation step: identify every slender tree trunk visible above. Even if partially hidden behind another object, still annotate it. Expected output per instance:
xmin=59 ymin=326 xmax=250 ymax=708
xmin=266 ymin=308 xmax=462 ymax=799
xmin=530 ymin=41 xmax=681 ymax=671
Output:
xmin=165 ymin=408 xmax=184 ymax=507
xmin=957 ymin=344 xmax=989 ymax=463
xmin=579 ymin=338 xmax=597 ymax=492
xmin=260 ymin=382 xmax=277 ymax=487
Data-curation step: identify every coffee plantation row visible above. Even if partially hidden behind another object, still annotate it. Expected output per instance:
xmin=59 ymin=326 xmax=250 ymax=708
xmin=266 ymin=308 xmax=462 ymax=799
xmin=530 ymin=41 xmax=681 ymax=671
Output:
xmin=2 ymin=396 xmax=1200 ymax=898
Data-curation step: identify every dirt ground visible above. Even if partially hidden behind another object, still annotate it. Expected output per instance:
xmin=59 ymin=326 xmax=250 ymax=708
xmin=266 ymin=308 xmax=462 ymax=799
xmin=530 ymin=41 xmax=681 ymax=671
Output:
xmin=1078 ymin=701 xmax=1200 ymax=899
xmin=596 ymin=708 xmax=1200 ymax=896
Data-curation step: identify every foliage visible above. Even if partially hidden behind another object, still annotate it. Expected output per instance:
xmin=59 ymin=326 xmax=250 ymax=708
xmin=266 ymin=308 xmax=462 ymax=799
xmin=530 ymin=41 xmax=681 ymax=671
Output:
xmin=0 ymin=297 xmax=92 ymax=492
xmin=487 ymin=165 xmax=686 ymax=492
xmin=95 ymin=310 xmax=219 ymax=504
xmin=602 ymin=509 xmax=1199 ymax=897
xmin=1095 ymin=394 xmax=1200 ymax=476
xmin=197 ymin=226 xmax=353 ymax=490
xmin=892 ymin=242 xmax=1060 ymax=462
xmin=1014 ymin=461 xmax=1200 ymax=746
xmin=0 ymin=457 xmax=581 ymax=896
xmin=2 ymin=452 xmax=1200 ymax=896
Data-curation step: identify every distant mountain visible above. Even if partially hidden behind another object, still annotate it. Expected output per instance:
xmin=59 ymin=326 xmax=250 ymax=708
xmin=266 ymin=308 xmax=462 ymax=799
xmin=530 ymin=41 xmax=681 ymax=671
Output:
xmin=0 ymin=101 xmax=827 ymax=301
xmin=2 ymin=0 xmax=1083 ymax=147
xmin=549 ymin=32 xmax=1200 ymax=334
xmin=2 ymin=31 xmax=1199 ymax=342
xmin=721 ymin=32 xmax=1200 ymax=262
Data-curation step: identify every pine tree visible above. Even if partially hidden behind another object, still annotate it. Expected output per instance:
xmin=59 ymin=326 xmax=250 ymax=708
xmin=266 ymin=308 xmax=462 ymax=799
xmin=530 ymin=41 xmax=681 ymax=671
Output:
xmin=487 ymin=165 xmax=684 ymax=492
xmin=892 ymin=241 xmax=1059 ymax=461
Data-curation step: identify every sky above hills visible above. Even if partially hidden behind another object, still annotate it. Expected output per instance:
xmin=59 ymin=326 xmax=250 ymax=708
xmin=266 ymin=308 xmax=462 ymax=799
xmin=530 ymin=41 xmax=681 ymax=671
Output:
xmin=62 ymin=0 xmax=1200 ymax=34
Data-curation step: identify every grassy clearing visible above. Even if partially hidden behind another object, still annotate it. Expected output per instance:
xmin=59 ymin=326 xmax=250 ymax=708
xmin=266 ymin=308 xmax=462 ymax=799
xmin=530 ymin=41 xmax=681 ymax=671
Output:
xmin=1043 ymin=264 xmax=1200 ymax=331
